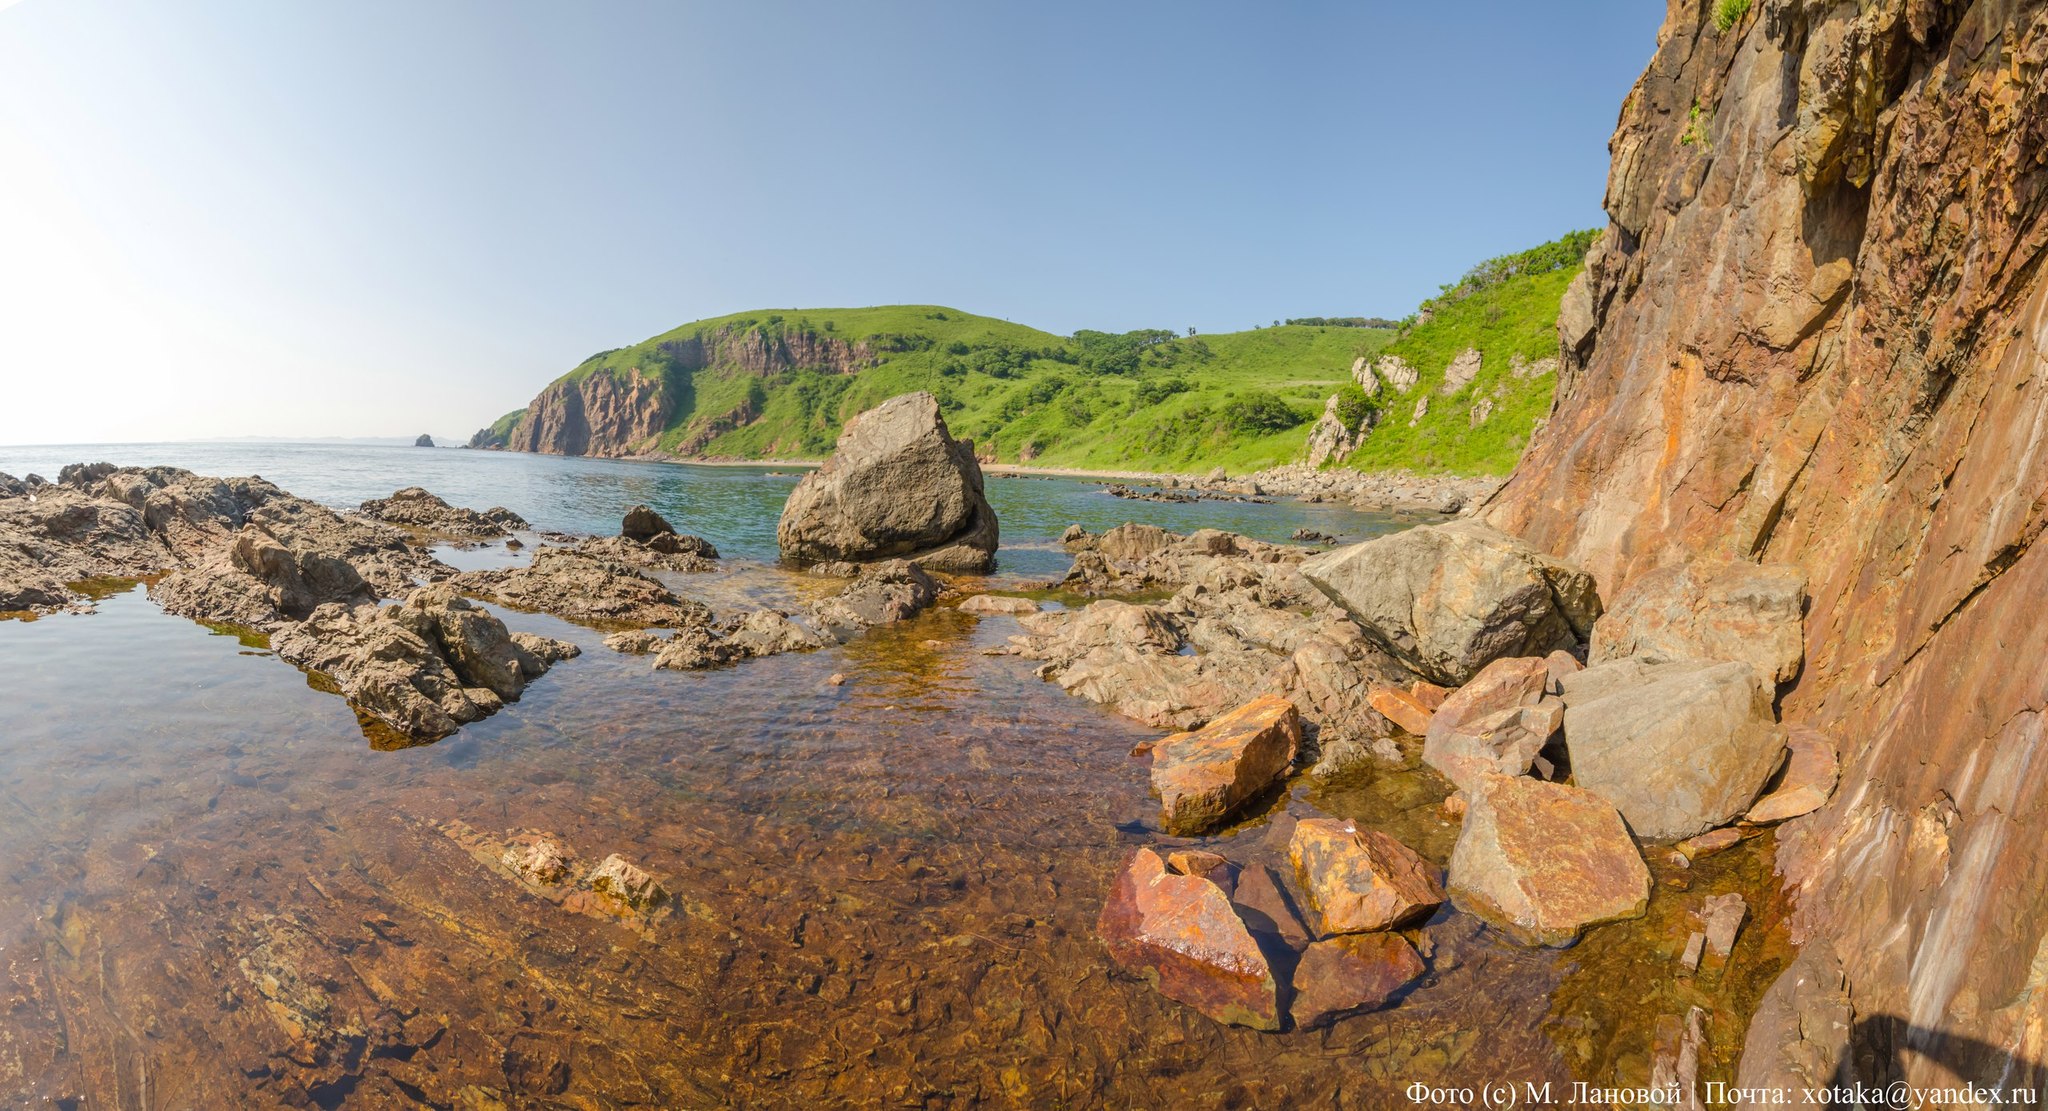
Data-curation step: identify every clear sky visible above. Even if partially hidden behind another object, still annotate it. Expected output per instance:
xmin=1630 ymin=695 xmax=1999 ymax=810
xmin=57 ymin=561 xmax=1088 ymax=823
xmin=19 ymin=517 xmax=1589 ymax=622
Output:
xmin=0 ymin=0 xmax=1666 ymax=446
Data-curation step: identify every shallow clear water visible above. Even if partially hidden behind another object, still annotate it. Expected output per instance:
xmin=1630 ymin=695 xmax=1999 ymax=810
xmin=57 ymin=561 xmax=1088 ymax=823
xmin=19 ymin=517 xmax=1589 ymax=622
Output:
xmin=0 ymin=442 xmax=1419 ymax=579
xmin=0 ymin=445 xmax=1792 ymax=1107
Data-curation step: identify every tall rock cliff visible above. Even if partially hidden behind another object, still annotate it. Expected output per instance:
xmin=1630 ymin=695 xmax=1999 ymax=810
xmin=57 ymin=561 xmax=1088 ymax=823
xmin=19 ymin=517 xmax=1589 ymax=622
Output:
xmin=482 ymin=324 xmax=877 ymax=458
xmin=1488 ymin=0 xmax=2048 ymax=1090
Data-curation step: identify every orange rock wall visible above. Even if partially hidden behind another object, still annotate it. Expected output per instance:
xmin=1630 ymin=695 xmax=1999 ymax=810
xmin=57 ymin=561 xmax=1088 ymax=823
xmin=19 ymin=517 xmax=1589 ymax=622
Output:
xmin=1487 ymin=0 xmax=2048 ymax=1080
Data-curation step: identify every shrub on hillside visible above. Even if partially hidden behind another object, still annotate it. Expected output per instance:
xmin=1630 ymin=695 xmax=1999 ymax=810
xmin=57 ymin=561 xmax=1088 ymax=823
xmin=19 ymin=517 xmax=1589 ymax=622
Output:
xmin=1219 ymin=390 xmax=1308 ymax=435
xmin=1333 ymin=383 xmax=1379 ymax=430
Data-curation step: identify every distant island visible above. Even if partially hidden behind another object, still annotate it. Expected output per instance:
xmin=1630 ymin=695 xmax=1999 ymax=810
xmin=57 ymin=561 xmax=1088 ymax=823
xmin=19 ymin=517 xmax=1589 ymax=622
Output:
xmin=415 ymin=434 xmax=435 ymax=448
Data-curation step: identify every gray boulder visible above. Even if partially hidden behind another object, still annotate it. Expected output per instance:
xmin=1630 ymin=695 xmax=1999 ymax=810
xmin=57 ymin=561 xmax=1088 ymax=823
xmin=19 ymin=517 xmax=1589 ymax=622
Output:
xmin=776 ymin=392 xmax=997 ymax=572
xmin=1590 ymin=559 xmax=1807 ymax=684
xmin=1560 ymin=658 xmax=1785 ymax=840
xmin=1300 ymin=520 xmax=1601 ymax=685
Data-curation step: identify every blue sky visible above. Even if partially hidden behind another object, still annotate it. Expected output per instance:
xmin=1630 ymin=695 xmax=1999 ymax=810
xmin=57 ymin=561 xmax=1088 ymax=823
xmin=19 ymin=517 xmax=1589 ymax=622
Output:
xmin=0 ymin=1 xmax=1665 ymax=444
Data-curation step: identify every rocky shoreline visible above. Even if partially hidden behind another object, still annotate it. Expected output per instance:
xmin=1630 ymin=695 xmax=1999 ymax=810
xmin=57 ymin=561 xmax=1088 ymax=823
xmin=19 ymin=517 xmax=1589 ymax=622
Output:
xmin=1 ymin=389 xmax=1835 ymax=1097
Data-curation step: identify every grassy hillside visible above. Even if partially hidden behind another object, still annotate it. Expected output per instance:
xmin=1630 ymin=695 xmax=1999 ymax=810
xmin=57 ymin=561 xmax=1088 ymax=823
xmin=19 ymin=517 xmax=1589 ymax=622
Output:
xmin=483 ymin=233 xmax=1593 ymax=475
xmin=1347 ymin=259 xmax=1585 ymax=475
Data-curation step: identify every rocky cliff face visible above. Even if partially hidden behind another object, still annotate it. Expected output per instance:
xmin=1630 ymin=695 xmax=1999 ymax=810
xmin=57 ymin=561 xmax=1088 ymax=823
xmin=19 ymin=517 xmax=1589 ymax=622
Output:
xmin=1488 ymin=0 xmax=2048 ymax=1089
xmin=485 ymin=325 xmax=876 ymax=458
xmin=503 ymin=366 xmax=679 ymax=457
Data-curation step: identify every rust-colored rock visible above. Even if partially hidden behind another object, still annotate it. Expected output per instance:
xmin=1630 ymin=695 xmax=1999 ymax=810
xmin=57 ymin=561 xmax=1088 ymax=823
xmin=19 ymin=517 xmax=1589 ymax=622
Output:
xmin=1478 ymin=0 xmax=2048 ymax=1072
xmin=1448 ymin=774 xmax=1650 ymax=946
xmin=1148 ymin=694 xmax=1300 ymax=835
xmin=1409 ymin=680 xmax=1451 ymax=711
xmin=1674 ymin=828 xmax=1742 ymax=863
xmin=1288 ymin=818 xmax=1444 ymax=934
xmin=1744 ymin=728 xmax=1839 ymax=824
xmin=1368 ymin=687 xmax=1434 ymax=734
xmin=1288 ymin=933 xmax=1425 ymax=1030
xmin=1097 ymin=847 xmax=1280 ymax=1030
xmin=1422 ymin=656 xmax=1559 ymax=792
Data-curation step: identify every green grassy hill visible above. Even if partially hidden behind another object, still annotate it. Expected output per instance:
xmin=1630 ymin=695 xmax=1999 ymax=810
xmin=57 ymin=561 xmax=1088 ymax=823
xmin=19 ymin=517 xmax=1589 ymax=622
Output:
xmin=1347 ymin=233 xmax=1595 ymax=475
xmin=478 ymin=232 xmax=1593 ymax=476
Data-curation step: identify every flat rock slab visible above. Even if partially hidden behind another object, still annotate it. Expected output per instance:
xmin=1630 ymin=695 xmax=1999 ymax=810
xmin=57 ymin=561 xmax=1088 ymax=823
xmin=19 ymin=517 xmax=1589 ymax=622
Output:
xmin=1561 ymin=659 xmax=1785 ymax=840
xmin=1368 ymin=687 xmax=1435 ymax=734
xmin=1150 ymin=693 xmax=1301 ymax=836
xmin=1422 ymin=655 xmax=1559 ymax=792
xmin=1288 ymin=818 xmax=1444 ymax=934
xmin=1098 ymin=847 xmax=1280 ymax=1030
xmin=1590 ymin=559 xmax=1807 ymax=684
xmin=1289 ymin=933 xmax=1425 ymax=1030
xmin=1701 ymin=892 xmax=1748 ymax=958
xmin=1745 ymin=727 xmax=1839 ymax=823
xmin=959 ymin=593 xmax=1041 ymax=616
xmin=1448 ymin=774 xmax=1650 ymax=946
xmin=1300 ymin=520 xmax=1602 ymax=686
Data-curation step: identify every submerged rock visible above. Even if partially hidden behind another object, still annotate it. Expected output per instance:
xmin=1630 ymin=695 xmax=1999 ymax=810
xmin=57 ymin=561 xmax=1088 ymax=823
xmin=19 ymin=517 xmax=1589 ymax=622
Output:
xmin=1098 ymin=847 xmax=1280 ymax=1030
xmin=1590 ymin=559 xmax=1807 ymax=685
xmin=1289 ymin=933 xmax=1425 ymax=1030
xmin=1560 ymin=658 xmax=1784 ymax=840
xmin=1447 ymin=774 xmax=1650 ymax=946
xmin=1149 ymin=694 xmax=1301 ymax=836
xmin=1300 ymin=520 xmax=1601 ymax=685
xmin=959 ymin=593 xmax=1040 ymax=617
xmin=777 ymin=391 xmax=998 ymax=572
xmin=1287 ymin=818 xmax=1444 ymax=934
xmin=272 ymin=583 xmax=577 ymax=740
xmin=1422 ymin=656 xmax=1562 ymax=793
xmin=808 ymin=559 xmax=939 ymax=640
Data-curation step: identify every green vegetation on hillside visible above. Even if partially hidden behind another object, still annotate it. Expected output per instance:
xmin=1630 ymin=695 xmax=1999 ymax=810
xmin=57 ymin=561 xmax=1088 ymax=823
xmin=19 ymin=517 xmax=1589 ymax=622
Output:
xmin=485 ymin=231 xmax=1595 ymax=475
xmin=1339 ymin=229 xmax=1596 ymax=475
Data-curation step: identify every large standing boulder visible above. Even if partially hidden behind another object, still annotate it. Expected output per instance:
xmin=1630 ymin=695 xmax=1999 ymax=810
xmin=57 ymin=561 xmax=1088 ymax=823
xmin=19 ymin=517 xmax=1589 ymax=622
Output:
xmin=1422 ymin=656 xmax=1561 ymax=792
xmin=1149 ymin=694 xmax=1301 ymax=835
xmin=1448 ymin=774 xmax=1651 ymax=946
xmin=1300 ymin=520 xmax=1601 ymax=685
xmin=1288 ymin=818 xmax=1444 ymax=934
xmin=776 ymin=392 xmax=998 ymax=572
xmin=1560 ymin=658 xmax=1784 ymax=840
xmin=1590 ymin=559 xmax=1808 ymax=684
xmin=1098 ymin=847 xmax=1280 ymax=1030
